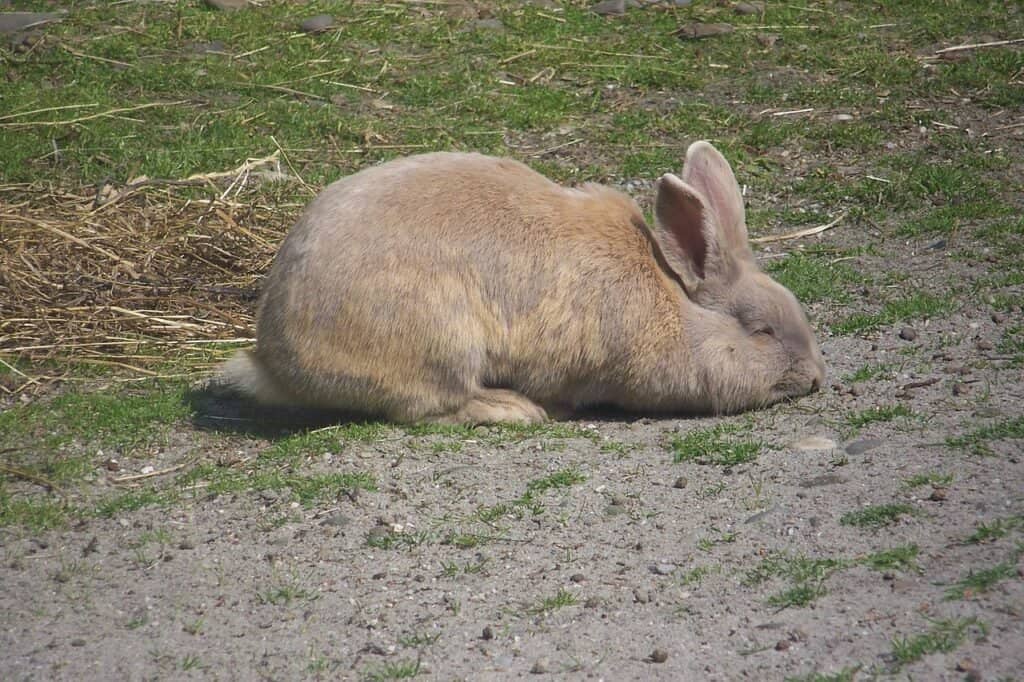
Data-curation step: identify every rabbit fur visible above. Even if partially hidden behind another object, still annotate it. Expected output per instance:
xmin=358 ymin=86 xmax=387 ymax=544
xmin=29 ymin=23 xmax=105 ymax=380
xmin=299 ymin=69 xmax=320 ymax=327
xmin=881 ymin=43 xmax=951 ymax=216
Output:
xmin=218 ymin=141 xmax=825 ymax=424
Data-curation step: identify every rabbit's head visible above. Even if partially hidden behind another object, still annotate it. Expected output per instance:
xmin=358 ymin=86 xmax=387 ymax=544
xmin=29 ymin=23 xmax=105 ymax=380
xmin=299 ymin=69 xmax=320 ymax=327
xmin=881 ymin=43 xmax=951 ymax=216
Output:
xmin=650 ymin=141 xmax=825 ymax=408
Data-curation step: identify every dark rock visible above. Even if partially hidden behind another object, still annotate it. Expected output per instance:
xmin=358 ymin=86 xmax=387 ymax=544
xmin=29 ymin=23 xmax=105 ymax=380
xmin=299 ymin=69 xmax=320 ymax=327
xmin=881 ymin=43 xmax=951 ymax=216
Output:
xmin=845 ymin=438 xmax=884 ymax=455
xmin=976 ymin=339 xmax=994 ymax=351
xmin=650 ymin=648 xmax=669 ymax=663
xmin=673 ymin=476 xmax=688 ymax=489
xmin=204 ymin=0 xmax=248 ymax=10
xmin=481 ymin=625 xmax=494 ymax=640
xmin=0 ymin=11 xmax=64 ymax=34
xmin=898 ymin=326 xmax=917 ymax=341
xmin=591 ymin=0 xmax=626 ymax=16
xmin=734 ymin=1 xmax=763 ymax=14
xmin=570 ymin=573 xmax=586 ymax=583
xmin=300 ymin=15 xmax=335 ymax=34
xmin=992 ymin=312 xmax=1007 ymax=324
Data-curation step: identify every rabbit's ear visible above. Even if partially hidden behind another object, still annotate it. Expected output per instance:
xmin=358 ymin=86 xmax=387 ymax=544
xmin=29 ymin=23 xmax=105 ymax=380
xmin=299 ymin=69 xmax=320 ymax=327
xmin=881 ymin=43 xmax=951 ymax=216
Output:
xmin=652 ymin=172 xmax=721 ymax=292
xmin=681 ymin=141 xmax=750 ymax=254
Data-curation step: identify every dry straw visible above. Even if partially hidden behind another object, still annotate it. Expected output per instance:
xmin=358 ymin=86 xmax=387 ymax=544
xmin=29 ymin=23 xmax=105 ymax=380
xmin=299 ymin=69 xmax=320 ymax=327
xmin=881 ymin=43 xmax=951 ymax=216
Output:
xmin=0 ymin=155 xmax=291 ymax=396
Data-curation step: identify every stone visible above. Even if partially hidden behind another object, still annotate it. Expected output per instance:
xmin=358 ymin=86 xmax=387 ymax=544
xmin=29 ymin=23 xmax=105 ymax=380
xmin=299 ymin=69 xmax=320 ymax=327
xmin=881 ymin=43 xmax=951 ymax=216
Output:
xmin=300 ymin=15 xmax=335 ymax=34
xmin=845 ymin=438 xmax=884 ymax=455
xmin=591 ymin=0 xmax=626 ymax=16
xmin=898 ymin=326 xmax=918 ymax=341
xmin=204 ymin=0 xmax=248 ymax=10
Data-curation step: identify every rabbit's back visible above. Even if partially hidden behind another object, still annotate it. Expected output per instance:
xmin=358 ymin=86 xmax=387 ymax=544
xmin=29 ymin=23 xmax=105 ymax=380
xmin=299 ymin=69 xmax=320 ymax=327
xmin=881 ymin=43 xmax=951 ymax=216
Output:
xmin=253 ymin=153 xmax=674 ymax=415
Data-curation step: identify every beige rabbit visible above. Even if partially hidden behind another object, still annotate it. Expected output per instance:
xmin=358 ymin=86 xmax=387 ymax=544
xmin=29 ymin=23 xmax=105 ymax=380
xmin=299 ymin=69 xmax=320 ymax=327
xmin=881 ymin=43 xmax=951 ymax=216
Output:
xmin=217 ymin=141 xmax=825 ymax=423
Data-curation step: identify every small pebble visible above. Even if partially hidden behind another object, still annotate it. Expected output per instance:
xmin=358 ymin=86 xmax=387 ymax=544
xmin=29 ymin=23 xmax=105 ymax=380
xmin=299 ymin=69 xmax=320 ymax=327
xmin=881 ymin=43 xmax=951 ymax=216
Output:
xmin=775 ymin=639 xmax=791 ymax=651
xmin=530 ymin=658 xmax=551 ymax=674
xmin=992 ymin=312 xmax=1007 ymax=324
xmin=898 ymin=326 xmax=918 ymax=341
xmin=178 ymin=540 xmax=195 ymax=550
xmin=204 ymin=0 xmax=247 ymax=9
xmin=481 ymin=625 xmax=494 ymax=640
xmin=833 ymin=113 xmax=854 ymax=122
xmin=845 ymin=438 xmax=884 ymax=455
xmin=299 ymin=14 xmax=334 ymax=34
xmin=650 ymin=563 xmax=675 ymax=576
xmin=673 ymin=476 xmax=688 ymax=489
xmin=584 ymin=596 xmax=601 ymax=608
xmin=570 ymin=573 xmax=586 ymax=583
xmin=929 ymin=487 xmax=948 ymax=501
xmin=70 ymin=638 xmax=86 ymax=647
xmin=591 ymin=0 xmax=626 ymax=15
xmin=733 ymin=1 xmax=763 ymax=14
xmin=976 ymin=339 xmax=994 ymax=351
xmin=952 ymin=382 xmax=969 ymax=396
xmin=650 ymin=648 xmax=669 ymax=663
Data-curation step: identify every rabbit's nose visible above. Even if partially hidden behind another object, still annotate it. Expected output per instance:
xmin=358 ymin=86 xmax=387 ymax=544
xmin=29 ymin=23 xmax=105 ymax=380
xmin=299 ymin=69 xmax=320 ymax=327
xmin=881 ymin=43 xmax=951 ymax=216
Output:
xmin=810 ymin=376 xmax=821 ymax=392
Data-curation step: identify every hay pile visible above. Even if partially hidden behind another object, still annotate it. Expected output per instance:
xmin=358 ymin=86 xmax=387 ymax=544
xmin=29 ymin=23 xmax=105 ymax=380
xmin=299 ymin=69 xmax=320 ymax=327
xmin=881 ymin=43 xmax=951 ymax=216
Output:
xmin=0 ymin=157 xmax=297 ymax=396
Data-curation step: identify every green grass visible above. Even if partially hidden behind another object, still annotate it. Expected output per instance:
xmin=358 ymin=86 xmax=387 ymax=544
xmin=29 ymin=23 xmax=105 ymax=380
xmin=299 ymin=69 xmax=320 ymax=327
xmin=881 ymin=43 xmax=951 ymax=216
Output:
xmin=670 ymin=424 xmax=762 ymax=467
xmin=902 ymin=472 xmax=953 ymax=489
xmin=840 ymin=504 xmax=916 ymax=530
xmin=944 ymin=554 xmax=1021 ymax=600
xmin=890 ymin=617 xmax=987 ymax=668
xmin=844 ymin=404 xmax=915 ymax=432
xmin=966 ymin=515 xmax=1024 ymax=544
xmin=363 ymin=659 xmax=422 ymax=681
xmin=744 ymin=553 xmax=849 ymax=609
xmin=842 ymin=363 xmax=892 ymax=384
xmin=766 ymin=253 xmax=862 ymax=305
xmin=946 ymin=416 xmax=1024 ymax=456
xmin=860 ymin=545 xmax=920 ymax=572
xmin=530 ymin=588 xmax=578 ymax=615
xmin=833 ymin=293 xmax=955 ymax=336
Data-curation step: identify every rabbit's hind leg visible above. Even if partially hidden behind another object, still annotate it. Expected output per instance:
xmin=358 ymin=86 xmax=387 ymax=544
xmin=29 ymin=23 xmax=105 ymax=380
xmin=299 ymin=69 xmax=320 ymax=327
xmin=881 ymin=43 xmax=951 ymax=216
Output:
xmin=425 ymin=388 xmax=547 ymax=425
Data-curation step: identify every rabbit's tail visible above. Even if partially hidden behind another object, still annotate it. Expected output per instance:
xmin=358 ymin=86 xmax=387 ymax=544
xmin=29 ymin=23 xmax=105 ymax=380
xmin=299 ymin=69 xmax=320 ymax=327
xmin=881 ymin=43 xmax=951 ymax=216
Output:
xmin=217 ymin=349 xmax=291 ymax=405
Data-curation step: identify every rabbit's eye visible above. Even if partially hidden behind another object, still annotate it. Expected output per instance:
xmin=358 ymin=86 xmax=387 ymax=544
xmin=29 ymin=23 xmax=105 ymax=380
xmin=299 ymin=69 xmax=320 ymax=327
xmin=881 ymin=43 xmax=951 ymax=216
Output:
xmin=756 ymin=325 xmax=776 ymax=337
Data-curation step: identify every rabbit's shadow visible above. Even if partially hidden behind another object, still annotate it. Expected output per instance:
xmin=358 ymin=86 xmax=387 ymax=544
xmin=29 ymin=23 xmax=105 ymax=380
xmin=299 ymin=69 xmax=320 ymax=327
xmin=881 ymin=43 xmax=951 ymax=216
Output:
xmin=184 ymin=385 xmax=367 ymax=438
xmin=185 ymin=384 xmax=648 ymax=439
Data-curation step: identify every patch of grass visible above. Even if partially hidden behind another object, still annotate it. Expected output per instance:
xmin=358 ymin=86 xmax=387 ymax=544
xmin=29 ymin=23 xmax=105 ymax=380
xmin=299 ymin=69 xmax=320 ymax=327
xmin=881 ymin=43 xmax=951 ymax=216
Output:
xmin=258 ymin=574 xmax=316 ymax=606
xmin=842 ymin=363 xmax=892 ymax=384
xmin=366 ymin=528 xmax=432 ymax=551
xmin=998 ymin=324 xmax=1024 ymax=367
xmin=860 ymin=545 xmax=920 ymax=572
xmin=946 ymin=415 xmax=1024 ymax=456
xmin=902 ymin=472 xmax=953 ymax=489
xmin=833 ymin=293 xmax=954 ymax=336
xmin=944 ymin=553 xmax=1022 ymax=600
xmin=745 ymin=553 xmax=848 ymax=609
xmin=966 ymin=515 xmax=1024 ymax=544
xmin=397 ymin=632 xmax=441 ymax=648
xmin=94 ymin=489 xmax=164 ymax=518
xmin=697 ymin=530 xmax=738 ymax=553
xmin=0 ymin=490 xmax=72 ymax=531
xmin=363 ymin=659 xmax=422 ymax=681
xmin=765 ymin=253 xmax=861 ymax=305
xmin=844 ymin=404 xmax=915 ymax=432
xmin=670 ymin=424 xmax=762 ymax=467
xmin=530 ymin=588 xmax=577 ymax=615
xmin=840 ymin=504 xmax=916 ymax=530
xmin=890 ymin=617 xmax=987 ymax=668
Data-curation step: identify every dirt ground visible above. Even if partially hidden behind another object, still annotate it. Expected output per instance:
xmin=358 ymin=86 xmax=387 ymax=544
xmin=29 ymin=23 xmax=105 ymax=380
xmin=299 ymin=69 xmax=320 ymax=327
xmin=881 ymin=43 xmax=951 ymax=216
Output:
xmin=2 ymin=222 xmax=1023 ymax=681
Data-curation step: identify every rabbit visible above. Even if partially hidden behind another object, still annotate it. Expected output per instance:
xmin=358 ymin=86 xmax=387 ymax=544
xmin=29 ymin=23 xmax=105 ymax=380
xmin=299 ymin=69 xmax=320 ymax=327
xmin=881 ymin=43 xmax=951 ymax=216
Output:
xmin=216 ymin=140 xmax=825 ymax=424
